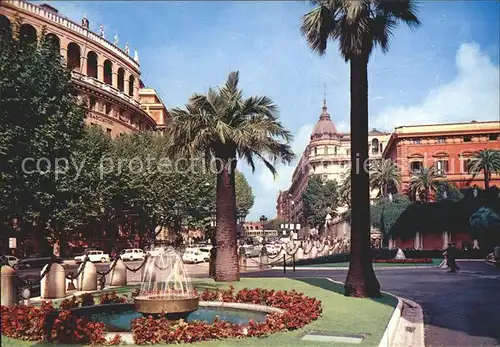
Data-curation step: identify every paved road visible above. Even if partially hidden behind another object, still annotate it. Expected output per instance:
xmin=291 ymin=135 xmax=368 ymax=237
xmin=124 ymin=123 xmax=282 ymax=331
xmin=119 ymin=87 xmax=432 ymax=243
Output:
xmin=243 ymin=260 xmax=500 ymax=347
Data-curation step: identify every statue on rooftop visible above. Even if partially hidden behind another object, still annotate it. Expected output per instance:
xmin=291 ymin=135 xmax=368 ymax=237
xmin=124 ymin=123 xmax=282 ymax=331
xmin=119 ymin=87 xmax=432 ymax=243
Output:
xmin=81 ymin=13 xmax=89 ymax=29
xmin=113 ymin=33 xmax=119 ymax=46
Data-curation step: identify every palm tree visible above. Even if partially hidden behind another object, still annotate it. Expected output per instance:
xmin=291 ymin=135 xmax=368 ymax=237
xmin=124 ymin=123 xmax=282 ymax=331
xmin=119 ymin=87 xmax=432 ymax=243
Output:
xmin=370 ymin=159 xmax=402 ymax=198
xmin=339 ymin=169 xmax=351 ymax=208
xmin=468 ymin=149 xmax=500 ymax=189
xmin=166 ymin=71 xmax=294 ymax=281
xmin=409 ymin=166 xmax=441 ymax=203
xmin=301 ymin=0 xmax=420 ymax=297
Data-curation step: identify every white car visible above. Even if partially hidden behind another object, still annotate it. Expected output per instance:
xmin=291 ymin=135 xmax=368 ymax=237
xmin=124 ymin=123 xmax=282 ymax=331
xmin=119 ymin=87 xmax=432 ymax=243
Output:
xmin=147 ymin=247 xmax=164 ymax=257
xmin=120 ymin=249 xmax=146 ymax=261
xmin=198 ymin=246 xmax=212 ymax=261
xmin=74 ymin=250 xmax=110 ymax=263
xmin=3 ymin=255 xmax=19 ymax=269
xmin=182 ymin=248 xmax=204 ymax=264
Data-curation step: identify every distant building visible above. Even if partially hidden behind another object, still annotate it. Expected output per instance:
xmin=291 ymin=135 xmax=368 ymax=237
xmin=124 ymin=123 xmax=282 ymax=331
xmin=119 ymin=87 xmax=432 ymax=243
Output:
xmin=139 ymin=88 xmax=171 ymax=131
xmin=280 ymin=97 xmax=390 ymax=224
xmin=382 ymin=120 xmax=500 ymax=190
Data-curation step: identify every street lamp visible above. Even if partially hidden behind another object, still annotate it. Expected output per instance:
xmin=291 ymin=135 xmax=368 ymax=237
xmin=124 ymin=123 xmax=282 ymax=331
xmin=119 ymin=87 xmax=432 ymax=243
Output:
xmin=259 ymin=215 xmax=267 ymax=244
xmin=236 ymin=210 xmax=246 ymax=240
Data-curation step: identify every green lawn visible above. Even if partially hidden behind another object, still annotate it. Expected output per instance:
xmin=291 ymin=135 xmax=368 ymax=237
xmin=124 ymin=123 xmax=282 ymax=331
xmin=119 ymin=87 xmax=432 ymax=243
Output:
xmin=300 ymin=258 xmax=443 ymax=268
xmin=2 ymin=277 xmax=397 ymax=347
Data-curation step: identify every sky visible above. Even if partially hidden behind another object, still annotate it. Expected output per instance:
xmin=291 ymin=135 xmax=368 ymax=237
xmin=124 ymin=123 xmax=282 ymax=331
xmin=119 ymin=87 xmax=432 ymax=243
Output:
xmin=46 ymin=0 xmax=500 ymax=220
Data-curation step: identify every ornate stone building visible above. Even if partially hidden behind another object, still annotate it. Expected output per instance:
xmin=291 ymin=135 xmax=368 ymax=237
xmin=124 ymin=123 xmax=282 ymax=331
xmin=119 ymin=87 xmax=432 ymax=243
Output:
xmin=1 ymin=1 xmax=165 ymax=137
xmin=383 ymin=120 xmax=500 ymax=190
xmin=279 ymin=98 xmax=390 ymax=225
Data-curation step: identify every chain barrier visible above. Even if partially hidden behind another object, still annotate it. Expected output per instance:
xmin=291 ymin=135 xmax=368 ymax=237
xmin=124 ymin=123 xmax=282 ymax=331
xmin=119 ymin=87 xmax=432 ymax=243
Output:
xmin=123 ymin=255 xmax=149 ymax=273
xmin=96 ymin=257 xmax=119 ymax=277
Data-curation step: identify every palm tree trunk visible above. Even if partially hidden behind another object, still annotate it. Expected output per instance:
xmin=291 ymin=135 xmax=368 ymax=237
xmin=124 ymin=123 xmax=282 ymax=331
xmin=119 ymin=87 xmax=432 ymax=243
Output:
xmin=484 ymin=169 xmax=490 ymax=189
xmin=345 ymin=55 xmax=381 ymax=298
xmin=215 ymin=155 xmax=239 ymax=282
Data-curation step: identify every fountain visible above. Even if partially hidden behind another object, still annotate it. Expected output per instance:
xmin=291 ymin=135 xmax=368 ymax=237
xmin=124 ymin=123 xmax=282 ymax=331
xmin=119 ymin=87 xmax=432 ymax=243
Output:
xmin=134 ymin=247 xmax=199 ymax=319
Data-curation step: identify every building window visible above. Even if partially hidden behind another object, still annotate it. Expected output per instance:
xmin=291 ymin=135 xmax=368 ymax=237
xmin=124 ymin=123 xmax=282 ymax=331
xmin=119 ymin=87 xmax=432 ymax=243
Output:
xmin=410 ymin=161 xmax=423 ymax=173
xmin=489 ymin=133 xmax=499 ymax=141
xmin=89 ymin=97 xmax=96 ymax=110
xmin=323 ymin=162 xmax=328 ymax=169
xmin=334 ymin=146 xmax=338 ymax=155
xmin=314 ymin=147 xmax=318 ymax=156
xmin=105 ymin=103 xmax=112 ymax=115
xmin=436 ymin=159 xmax=449 ymax=175
xmin=412 ymin=138 xmax=421 ymax=145
xmin=346 ymin=149 xmax=351 ymax=156
xmin=463 ymin=136 xmax=471 ymax=142
xmin=106 ymin=128 xmax=112 ymax=136
xmin=437 ymin=137 xmax=445 ymax=143
xmin=379 ymin=143 xmax=383 ymax=152
xmin=324 ymin=146 xmax=328 ymax=155
xmin=463 ymin=158 xmax=472 ymax=173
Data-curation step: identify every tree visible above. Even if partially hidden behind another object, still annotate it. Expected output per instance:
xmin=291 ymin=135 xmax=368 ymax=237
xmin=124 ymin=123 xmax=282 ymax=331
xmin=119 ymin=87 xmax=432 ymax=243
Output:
xmin=301 ymin=0 xmax=420 ymax=297
xmin=166 ymin=71 xmax=294 ymax=281
xmin=370 ymin=159 xmax=402 ymax=198
xmin=409 ymin=166 xmax=441 ymax=203
xmin=235 ymin=171 xmax=254 ymax=217
xmin=0 ymin=26 xmax=85 ymax=244
xmin=339 ymin=169 xmax=351 ymax=208
xmin=370 ymin=194 xmax=410 ymax=246
xmin=468 ymin=149 xmax=500 ymax=189
xmin=436 ymin=181 xmax=464 ymax=202
xmin=302 ymin=176 xmax=339 ymax=228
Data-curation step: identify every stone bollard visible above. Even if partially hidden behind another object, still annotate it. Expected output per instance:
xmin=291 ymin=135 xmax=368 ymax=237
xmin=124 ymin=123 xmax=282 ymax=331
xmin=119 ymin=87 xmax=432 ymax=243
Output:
xmin=41 ymin=263 xmax=66 ymax=299
xmin=259 ymin=248 xmax=268 ymax=269
xmin=109 ymin=259 xmax=127 ymax=287
xmin=296 ymin=246 xmax=304 ymax=261
xmin=494 ymin=246 xmax=500 ymax=261
xmin=311 ymin=245 xmax=318 ymax=259
xmin=77 ymin=261 xmax=97 ymax=291
xmin=1 ymin=266 xmax=18 ymax=307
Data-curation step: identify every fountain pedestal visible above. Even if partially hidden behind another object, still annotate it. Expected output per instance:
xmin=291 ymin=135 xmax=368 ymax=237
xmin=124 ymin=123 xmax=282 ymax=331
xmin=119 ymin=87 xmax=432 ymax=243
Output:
xmin=134 ymin=295 xmax=199 ymax=319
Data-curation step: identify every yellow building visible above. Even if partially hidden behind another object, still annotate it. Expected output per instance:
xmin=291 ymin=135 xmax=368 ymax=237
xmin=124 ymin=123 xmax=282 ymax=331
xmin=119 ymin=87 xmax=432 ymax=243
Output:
xmin=283 ymin=98 xmax=390 ymax=222
xmin=1 ymin=1 xmax=166 ymax=137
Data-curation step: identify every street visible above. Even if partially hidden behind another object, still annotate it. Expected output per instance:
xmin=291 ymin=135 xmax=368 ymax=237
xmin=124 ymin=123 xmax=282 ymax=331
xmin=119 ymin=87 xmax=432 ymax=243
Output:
xmin=243 ymin=260 xmax=500 ymax=347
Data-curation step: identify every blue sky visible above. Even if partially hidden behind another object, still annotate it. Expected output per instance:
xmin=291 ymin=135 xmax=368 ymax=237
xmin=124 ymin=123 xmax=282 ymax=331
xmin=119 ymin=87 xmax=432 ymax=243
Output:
xmin=48 ymin=0 xmax=500 ymax=220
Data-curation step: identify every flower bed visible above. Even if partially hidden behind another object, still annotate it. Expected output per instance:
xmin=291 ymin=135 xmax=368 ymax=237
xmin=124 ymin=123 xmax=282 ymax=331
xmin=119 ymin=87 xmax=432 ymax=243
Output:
xmin=132 ymin=286 xmax=322 ymax=344
xmin=373 ymin=258 xmax=433 ymax=264
xmin=0 ymin=287 xmax=322 ymax=345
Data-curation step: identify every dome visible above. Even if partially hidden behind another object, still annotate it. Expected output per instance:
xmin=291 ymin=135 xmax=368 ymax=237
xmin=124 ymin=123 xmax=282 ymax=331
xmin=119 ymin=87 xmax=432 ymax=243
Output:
xmin=311 ymin=99 xmax=338 ymax=140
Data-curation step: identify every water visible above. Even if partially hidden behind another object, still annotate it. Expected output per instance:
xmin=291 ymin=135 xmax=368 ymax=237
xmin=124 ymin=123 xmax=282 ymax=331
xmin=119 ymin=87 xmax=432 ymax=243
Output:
xmin=91 ymin=307 xmax=268 ymax=332
xmin=138 ymin=247 xmax=196 ymax=299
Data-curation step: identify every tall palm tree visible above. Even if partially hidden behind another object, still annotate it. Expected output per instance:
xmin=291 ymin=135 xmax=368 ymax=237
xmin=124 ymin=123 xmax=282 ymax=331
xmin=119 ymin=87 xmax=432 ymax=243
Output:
xmin=468 ymin=149 xmax=500 ymax=189
xmin=370 ymin=159 xmax=402 ymax=198
xmin=167 ymin=71 xmax=294 ymax=281
xmin=409 ymin=166 xmax=441 ymax=203
xmin=301 ymin=0 xmax=420 ymax=297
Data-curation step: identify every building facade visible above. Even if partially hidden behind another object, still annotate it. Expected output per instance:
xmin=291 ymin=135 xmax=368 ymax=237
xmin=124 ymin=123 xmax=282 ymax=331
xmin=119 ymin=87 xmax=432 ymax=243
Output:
xmin=281 ymin=98 xmax=390 ymax=225
xmin=1 ymin=1 xmax=164 ymax=137
xmin=382 ymin=120 xmax=500 ymax=189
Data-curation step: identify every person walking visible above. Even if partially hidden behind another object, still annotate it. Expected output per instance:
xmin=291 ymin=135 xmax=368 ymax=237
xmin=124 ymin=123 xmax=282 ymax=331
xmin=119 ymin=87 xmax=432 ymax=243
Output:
xmin=445 ymin=243 xmax=458 ymax=273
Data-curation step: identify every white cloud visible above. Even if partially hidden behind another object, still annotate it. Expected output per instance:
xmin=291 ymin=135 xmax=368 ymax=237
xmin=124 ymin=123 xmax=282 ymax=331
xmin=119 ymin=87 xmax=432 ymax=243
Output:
xmin=373 ymin=42 xmax=500 ymax=130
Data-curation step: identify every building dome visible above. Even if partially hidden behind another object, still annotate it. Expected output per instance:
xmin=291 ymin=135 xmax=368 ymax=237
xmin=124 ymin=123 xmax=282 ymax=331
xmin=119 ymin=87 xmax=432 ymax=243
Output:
xmin=311 ymin=99 xmax=338 ymax=140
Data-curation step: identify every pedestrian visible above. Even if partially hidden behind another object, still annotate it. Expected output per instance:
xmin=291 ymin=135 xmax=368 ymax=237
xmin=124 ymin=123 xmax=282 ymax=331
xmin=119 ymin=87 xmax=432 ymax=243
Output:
xmin=445 ymin=242 xmax=458 ymax=273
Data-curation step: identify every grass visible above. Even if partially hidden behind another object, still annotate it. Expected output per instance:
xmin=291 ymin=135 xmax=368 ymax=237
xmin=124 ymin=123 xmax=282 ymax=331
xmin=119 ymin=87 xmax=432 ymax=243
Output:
xmin=300 ymin=258 xmax=443 ymax=268
xmin=2 ymin=277 xmax=398 ymax=347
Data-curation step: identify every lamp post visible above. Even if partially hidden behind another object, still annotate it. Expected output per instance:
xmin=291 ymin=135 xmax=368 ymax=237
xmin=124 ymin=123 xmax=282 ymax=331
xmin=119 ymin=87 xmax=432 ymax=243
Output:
xmin=236 ymin=210 xmax=246 ymax=240
xmin=259 ymin=215 xmax=267 ymax=245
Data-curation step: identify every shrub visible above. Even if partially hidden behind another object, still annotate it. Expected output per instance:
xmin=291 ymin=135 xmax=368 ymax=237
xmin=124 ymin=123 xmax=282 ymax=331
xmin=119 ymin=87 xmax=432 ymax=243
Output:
xmin=0 ymin=302 xmax=53 ymax=341
xmin=373 ymin=258 xmax=433 ymax=264
xmin=99 ymin=292 xmax=127 ymax=305
xmin=50 ymin=310 xmax=107 ymax=345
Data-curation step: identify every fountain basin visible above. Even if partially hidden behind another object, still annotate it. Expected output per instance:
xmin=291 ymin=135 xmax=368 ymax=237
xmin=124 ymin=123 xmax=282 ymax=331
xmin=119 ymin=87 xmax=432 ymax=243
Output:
xmin=134 ymin=295 xmax=199 ymax=319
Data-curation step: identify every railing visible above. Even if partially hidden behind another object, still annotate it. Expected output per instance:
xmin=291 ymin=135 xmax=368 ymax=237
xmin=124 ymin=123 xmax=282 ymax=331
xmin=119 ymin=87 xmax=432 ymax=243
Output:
xmin=71 ymin=71 xmax=140 ymax=108
xmin=6 ymin=0 xmax=139 ymax=71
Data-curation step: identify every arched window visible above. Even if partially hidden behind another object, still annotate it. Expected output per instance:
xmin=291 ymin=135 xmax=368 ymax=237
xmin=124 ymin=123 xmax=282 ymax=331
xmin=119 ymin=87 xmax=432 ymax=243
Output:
xmin=87 ymin=51 xmax=98 ymax=78
xmin=372 ymin=138 xmax=379 ymax=154
xmin=128 ymin=75 xmax=135 ymax=97
xmin=67 ymin=42 xmax=81 ymax=70
xmin=117 ymin=68 xmax=125 ymax=92
xmin=0 ymin=15 xmax=12 ymax=38
xmin=19 ymin=23 xmax=37 ymax=45
xmin=103 ymin=60 xmax=113 ymax=85
xmin=44 ymin=33 xmax=60 ymax=52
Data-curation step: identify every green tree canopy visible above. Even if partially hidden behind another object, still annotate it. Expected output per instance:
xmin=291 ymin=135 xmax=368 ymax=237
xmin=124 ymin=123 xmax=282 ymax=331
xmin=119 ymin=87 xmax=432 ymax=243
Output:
xmin=370 ymin=159 xmax=402 ymax=198
xmin=370 ymin=194 xmax=411 ymax=245
xmin=235 ymin=171 xmax=254 ymax=217
xmin=0 ymin=26 xmax=85 ymax=236
xmin=302 ymin=176 xmax=339 ymax=228
xmin=409 ymin=166 xmax=441 ymax=202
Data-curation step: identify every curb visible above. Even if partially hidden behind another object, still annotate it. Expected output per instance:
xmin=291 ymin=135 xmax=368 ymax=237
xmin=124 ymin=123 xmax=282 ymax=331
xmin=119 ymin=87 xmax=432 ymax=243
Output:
xmin=325 ymin=278 xmax=425 ymax=347
xmin=273 ymin=265 xmax=438 ymax=271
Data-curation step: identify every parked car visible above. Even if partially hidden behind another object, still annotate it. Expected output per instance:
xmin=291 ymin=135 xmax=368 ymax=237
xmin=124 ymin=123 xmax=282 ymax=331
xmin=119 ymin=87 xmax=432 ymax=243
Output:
xmin=74 ymin=250 xmax=110 ymax=263
xmin=18 ymin=253 xmax=63 ymax=269
xmin=182 ymin=248 xmax=204 ymax=264
xmin=147 ymin=247 xmax=165 ymax=257
xmin=198 ymin=246 xmax=212 ymax=261
xmin=120 ymin=249 xmax=146 ymax=261
xmin=243 ymin=245 xmax=261 ymax=258
xmin=266 ymin=244 xmax=280 ymax=255
xmin=1 ymin=255 xmax=19 ymax=269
